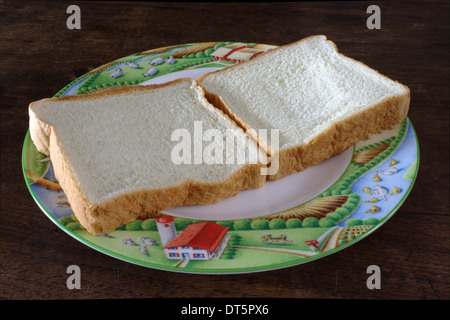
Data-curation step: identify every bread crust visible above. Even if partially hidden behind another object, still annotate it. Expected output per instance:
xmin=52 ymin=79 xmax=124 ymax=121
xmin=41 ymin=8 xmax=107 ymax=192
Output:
xmin=31 ymin=77 xmax=196 ymax=105
xmin=29 ymin=78 xmax=266 ymax=235
xmin=268 ymin=92 xmax=410 ymax=180
xmin=198 ymin=35 xmax=410 ymax=181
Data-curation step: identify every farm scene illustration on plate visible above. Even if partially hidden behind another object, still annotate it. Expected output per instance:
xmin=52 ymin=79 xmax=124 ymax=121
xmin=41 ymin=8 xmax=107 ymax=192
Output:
xmin=23 ymin=42 xmax=419 ymax=273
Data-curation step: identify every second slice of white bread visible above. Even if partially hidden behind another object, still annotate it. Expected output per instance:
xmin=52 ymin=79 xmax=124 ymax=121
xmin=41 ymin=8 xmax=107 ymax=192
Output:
xmin=29 ymin=78 xmax=266 ymax=234
xmin=198 ymin=35 xmax=410 ymax=181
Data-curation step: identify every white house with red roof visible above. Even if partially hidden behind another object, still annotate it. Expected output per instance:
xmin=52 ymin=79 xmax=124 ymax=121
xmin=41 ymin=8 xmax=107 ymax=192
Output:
xmin=225 ymin=47 xmax=265 ymax=63
xmin=160 ymin=219 xmax=230 ymax=260
xmin=210 ymin=42 xmax=249 ymax=61
xmin=210 ymin=43 xmax=274 ymax=63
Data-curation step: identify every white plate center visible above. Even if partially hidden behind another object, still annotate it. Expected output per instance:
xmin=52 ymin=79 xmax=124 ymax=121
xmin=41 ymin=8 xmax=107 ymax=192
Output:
xmin=141 ymin=67 xmax=353 ymax=221
xmin=164 ymin=147 xmax=353 ymax=220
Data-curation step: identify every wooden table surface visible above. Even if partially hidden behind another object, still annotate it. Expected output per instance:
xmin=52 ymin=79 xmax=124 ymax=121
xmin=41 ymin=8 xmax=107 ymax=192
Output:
xmin=1 ymin=1 xmax=449 ymax=303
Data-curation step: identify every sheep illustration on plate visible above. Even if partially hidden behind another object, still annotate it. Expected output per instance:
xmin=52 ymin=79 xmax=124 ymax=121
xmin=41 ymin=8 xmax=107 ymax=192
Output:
xmin=167 ymin=56 xmax=176 ymax=65
xmin=110 ymin=68 xmax=123 ymax=78
xmin=138 ymin=246 xmax=149 ymax=255
xmin=150 ymin=57 xmax=165 ymax=66
xmin=123 ymin=238 xmax=137 ymax=245
xmin=126 ymin=61 xmax=140 ymax=69
xmin=144 ymin=67 xmax=158 ymax=77
xmin=141 ymin=237 xmax=157 ymax=246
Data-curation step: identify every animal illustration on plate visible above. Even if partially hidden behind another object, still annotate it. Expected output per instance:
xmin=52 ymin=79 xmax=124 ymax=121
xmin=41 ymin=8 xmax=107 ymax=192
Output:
xmin=150 ymin=57 xmax=165 ymax=65
xmin=389 ymin=159 xmax=398 ymax=167
xmin=373 ymin=185 xmax=388 ymax=201
xmin=390 ymin=186 xmax=401 ymax=196
xmin=167 ymin=56 xmax=176 ymax=64
xmin=377 ymin=167 xmax=399 ymax=175
xmin=123 ymin=238 xmax=137 ymax=246
xmin=144 ymin=67 xmax=158 ymax=77
xmin=126 ymin=61 xmax=140 ymax=69
xmin=110 ymin=68 xmax=123 ymax=78
xmin=366 ymin=205 xmax=380 ymax=213
xmin=364 ymin=197 xmax=379 ymax=203
xmin=138 ymin=246 xmax=149 ymax=255
xmin=141 ymin=237 xmax=157 ymax=246
xmin=261 ymin=234 xmax=292 ymax=244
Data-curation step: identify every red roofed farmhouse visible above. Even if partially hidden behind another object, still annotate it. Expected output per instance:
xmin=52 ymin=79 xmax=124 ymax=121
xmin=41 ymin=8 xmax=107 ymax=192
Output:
xmin=225 ymin=47 xmax=265 ymax=63
xmin=210 ymin=42 xmax=249 ymax=61
xmin=162 ymin=221 xmax=230 ymax=260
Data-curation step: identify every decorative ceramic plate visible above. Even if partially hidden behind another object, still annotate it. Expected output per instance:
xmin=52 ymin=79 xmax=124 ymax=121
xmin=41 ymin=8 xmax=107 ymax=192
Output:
xmin=22 ymin=42 xmax=419 ymax=274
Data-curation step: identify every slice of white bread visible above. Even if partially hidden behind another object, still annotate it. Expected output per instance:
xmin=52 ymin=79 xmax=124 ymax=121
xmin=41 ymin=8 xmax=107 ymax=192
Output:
xmin=29 ymin=78 xmax=267 ymax=234
xmin=198 ymin=35 xmax=410 ymax=180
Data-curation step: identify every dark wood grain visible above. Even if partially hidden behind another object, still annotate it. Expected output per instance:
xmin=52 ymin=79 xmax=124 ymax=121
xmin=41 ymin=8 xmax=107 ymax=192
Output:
xmin=1 ymin=1 xmax=448 ymax=301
